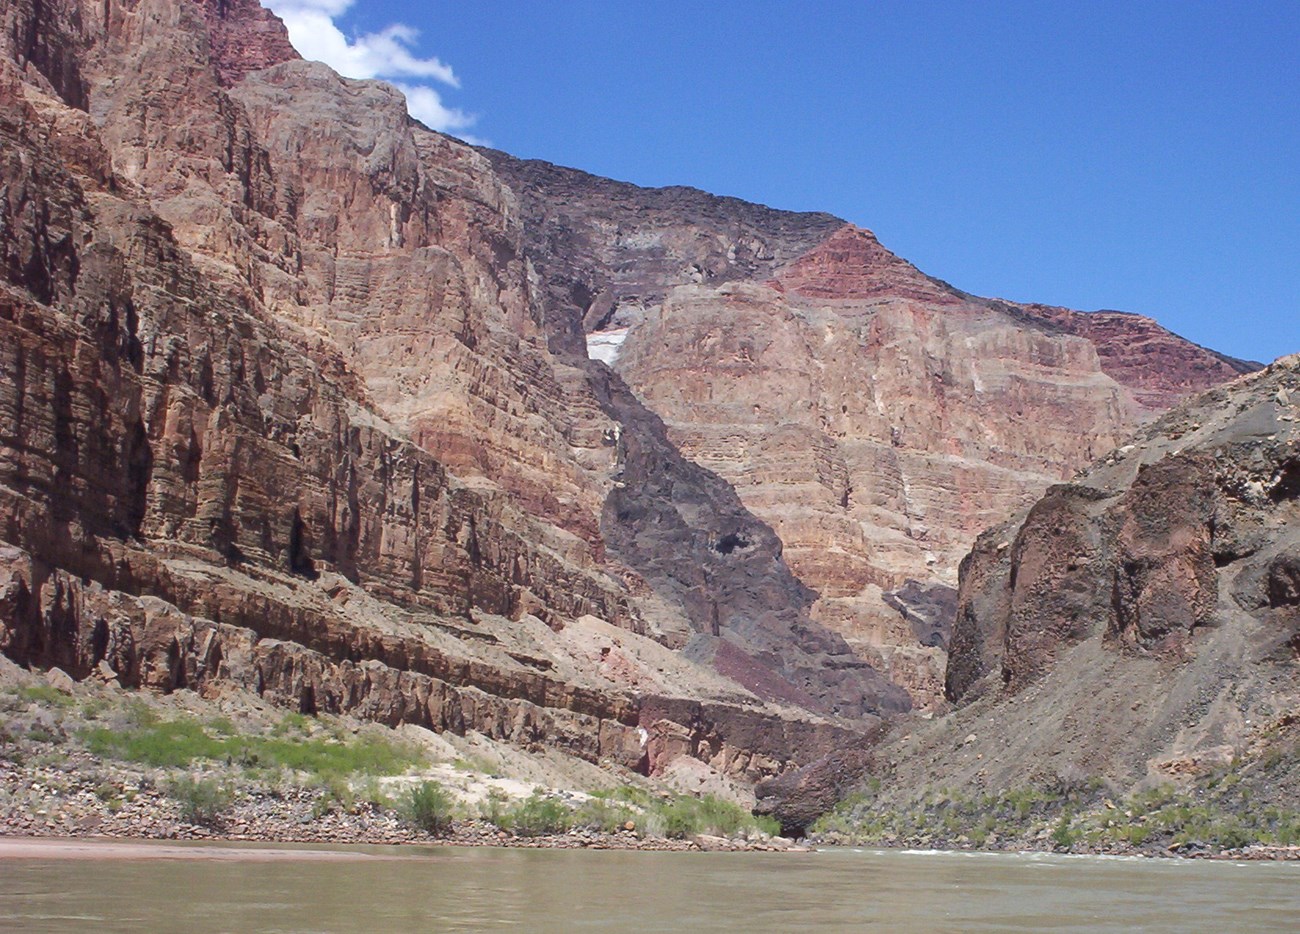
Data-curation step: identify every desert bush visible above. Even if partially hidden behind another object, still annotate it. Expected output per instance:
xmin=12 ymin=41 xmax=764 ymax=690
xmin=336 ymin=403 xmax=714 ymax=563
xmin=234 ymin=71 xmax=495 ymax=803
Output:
xmin=169 ymin=775 xmax=233 ymax=826
xmin=478 ymin=788 xmax=510 ymax=826
xmin=572 ymin=797 xmax=637 ymax=833
xmin=400 ymin=781 xmax=455 ymax=834
xmin=81 ymin=715 xmax=421 ymax=779
xmin=503 ymin=792 xmax=573 ymax=836
xmin=649 ymin=794 xmax=778 ymax=839
xmin=1050 ymin=810 xmax=1079 ymax=849
xmin=19 ymin=685 xmax=76 ymax=708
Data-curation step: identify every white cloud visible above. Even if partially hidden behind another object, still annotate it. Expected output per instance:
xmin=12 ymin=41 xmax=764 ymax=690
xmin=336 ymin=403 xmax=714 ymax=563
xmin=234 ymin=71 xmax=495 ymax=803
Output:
xmin=264 ymin=0 xmax=481 ymax=139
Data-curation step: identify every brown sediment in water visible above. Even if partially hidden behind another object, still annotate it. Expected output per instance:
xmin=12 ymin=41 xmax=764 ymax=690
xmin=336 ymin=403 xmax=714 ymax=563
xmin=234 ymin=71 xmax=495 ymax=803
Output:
xmin=0 ymin=831 xmax=808 ymax=858
xmin=0 ymin=836 xmax=421 ymax=861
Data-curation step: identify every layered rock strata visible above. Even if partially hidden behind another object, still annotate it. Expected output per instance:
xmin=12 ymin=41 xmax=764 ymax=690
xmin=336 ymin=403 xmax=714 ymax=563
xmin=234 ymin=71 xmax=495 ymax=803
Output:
xmin=0 ymin=0 xmax=1266 ymax=790
xmin=487 ymin=155 xmax=1257 ymax=707
xmin=950 ymin=355 xmax=1299 ymax=703
xmin=0 ymin=0 xmax=895 ymax=785
xmin=763 ymin=357 xmax=1298 ymax=829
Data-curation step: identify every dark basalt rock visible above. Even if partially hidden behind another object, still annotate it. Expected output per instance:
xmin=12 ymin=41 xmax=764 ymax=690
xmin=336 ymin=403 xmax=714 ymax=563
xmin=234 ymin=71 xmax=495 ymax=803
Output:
xmin=883 ymin=580 xmax=958 ymax=651
xmin=947 ymin=356 xmax=1300 ymax=703
xmin=753 ymin=740 xmax=880 ymax=837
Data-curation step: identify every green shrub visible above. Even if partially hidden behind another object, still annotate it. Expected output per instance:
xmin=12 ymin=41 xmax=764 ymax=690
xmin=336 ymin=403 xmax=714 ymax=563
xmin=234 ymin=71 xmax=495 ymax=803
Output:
xmin=504 ymin=792 xmax=573 ymax=836
xmin=478 ymin=788 xmax=510 ymax=826
xmin=311 ymin=776 xmax=355 ymax=818
xmin=572 ymin=796 xmax=637 ymax=833
xmin=1050 ymin=811 xmax=1079 ymax=849
xmin=272 ymin=713 xmax=311 ymax=737
xmin=169 ymin=775 xmax=233 ymax=826
xmin=124 ymin=699 xmax=160 ymax=728
xmin=400 ymin=781 xmax=455 ymax=834
xmin=83 ymin=717 xmax=221 ymax=766
xmin=647 ymin=794 xmax=776 ymax=839
xmin=19 ymin=685 xmax=76 ymax=707
xmin=694 ymin=796 xmax=753 ymax=836
xmin=657 ymin=797 xmax=702 ymax=838
xmin=353 ymin=777 xmax=393 ymax=811
xmin=81 ymin=715 xmax=421 ymax=779
xmin=94 ymin=781 xmax=119 ymax=801
xmin=605 ymin=785 xmax=654 ymax=808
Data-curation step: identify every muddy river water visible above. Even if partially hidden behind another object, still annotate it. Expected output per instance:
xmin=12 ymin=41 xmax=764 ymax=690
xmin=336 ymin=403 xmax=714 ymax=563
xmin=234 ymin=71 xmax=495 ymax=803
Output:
xmin=2 ymin=839 xmax=1297 ymax=931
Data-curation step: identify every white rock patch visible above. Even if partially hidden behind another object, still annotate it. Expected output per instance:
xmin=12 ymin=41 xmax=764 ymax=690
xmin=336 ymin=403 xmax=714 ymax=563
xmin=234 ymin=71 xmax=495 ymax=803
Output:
xmin=586 ymin=328 xmax=630 ymax=366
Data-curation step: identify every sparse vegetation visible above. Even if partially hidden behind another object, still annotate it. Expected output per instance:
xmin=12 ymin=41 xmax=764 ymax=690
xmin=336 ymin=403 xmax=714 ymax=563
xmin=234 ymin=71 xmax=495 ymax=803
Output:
xmin=571 ymin=795 xmax=637 ymax=833
xmin=502 ymin=792 xmax=574 ymax=836
xmin=654 ymin=794 xmax=779 ymax=839
xmin=9 ymin=671 xmax=1291 ymax=855
xmin=80 ymin=712 xmax=421 ymax=780
xmin=18 ymin=685 xmax=76 ymax=707
xmin=400 ymin=781 xmax=456 ymax=834
xmin=1 ymin=680 xmax=790 ymax=850
xmin=1050 ymin=810 xmax=1079 ymax=849
xmin=168 ymin=775 xmax=233 ymax=826
xmin=808 ymin=741 xmax=1300 ymax=856
xmin=478 ymin=788 xmax=510 ymax=826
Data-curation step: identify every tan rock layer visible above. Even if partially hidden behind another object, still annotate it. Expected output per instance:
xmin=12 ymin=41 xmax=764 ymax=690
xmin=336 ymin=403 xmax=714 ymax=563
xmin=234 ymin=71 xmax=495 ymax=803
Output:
xmin=611 ymin=226 xmax=1256 ymax=707
xmin=486 ymin=148 xmax=1255 ymax=713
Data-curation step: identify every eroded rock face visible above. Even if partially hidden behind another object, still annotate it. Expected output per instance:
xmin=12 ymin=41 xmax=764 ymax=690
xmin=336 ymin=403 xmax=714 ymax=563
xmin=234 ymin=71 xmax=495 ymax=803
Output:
xmin=490 ymin=158 xmax=1256 ymax=709
xmin=837 ymin=358 xmax=1297 ymax=810
xmin=0 ymin=0 xmax=1269 ymax=791
xmin=754 ymin=742 xmax=879 ymax=837
xmin=196 ymin=0 xmax=299 ymax=87
xmin=482 ymin=150 xmax=844 ymax=360
xmin=615 ymin=232 xmax=1253 ymax=706
xmin=1269 ymin=552 xmax=1300 ymax=607
xmin=0 ymin=0 xmax=900 ymax=781
xmin=949 ymin=356 xmax=1300 ymax=702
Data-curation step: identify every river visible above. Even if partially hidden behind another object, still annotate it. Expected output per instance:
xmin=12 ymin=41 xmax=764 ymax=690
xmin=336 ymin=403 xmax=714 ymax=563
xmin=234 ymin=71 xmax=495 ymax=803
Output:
xmin=2 ymin=840 xmax=1297 ymax=931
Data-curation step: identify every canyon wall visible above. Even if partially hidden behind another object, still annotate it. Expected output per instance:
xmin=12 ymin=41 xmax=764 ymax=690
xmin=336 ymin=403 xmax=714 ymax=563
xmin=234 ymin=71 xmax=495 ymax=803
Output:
xmin=0 ymin=0 xmax=898 ymax=787
xmin=876 ymin=356 xmax=1299 ymax=799
xmin=487 ymin=157 xmax=1256 ymax=707
xmin=0 ymin=0 xmax=1263 ymax=791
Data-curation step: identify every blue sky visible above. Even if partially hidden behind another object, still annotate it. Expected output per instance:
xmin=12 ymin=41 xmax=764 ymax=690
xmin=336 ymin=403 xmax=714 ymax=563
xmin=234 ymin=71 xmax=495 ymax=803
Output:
xmin=265 ymin=1 xmax=1298 ymax=364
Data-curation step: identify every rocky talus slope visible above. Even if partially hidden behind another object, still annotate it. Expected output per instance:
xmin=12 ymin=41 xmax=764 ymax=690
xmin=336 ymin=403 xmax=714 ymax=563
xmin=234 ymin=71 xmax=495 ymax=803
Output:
xmin=0 ymin=0 xmax=908 ymax=791
xmin=487 ymin=157 xmax=1256 ymax=708
xmin=867 ymin=357 xmax=1296 ymax=823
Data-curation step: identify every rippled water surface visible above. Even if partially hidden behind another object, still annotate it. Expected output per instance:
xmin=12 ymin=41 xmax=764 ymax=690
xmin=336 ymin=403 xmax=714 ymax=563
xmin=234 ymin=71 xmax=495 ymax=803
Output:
xmin=2 ymin=841 xmax=1298 ymax=932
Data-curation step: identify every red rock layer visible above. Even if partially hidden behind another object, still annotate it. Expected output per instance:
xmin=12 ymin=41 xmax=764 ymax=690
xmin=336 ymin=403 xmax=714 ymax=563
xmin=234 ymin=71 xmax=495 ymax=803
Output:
xmin=771 ymin=224 xmax=963 ymax=305
xmin=483 ymin=149 xmax=1256 ymax=710
xmin=195 ymin=0 xmax=300 ymax=87
xmin=610 ymin=224 xmax=1254 ymax=707
xmin=1012 ymin=302 xmax=1257 ymax=410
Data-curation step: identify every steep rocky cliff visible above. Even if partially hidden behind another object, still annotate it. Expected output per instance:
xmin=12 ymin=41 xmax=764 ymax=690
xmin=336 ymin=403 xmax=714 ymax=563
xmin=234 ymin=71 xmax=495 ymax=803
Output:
xmin=894 ymin=355 xmax=1298 ymax=795
xmin=758 ymin=357 xmax=1297 ymax=832
xmin=949 ymin=355 xmax=1299 ymax=704
xmin=0 ymin=0 xmax=1264 ymax=795
xmin=487 ymin=156 xmax=1256 ymax=708
xmin=0 ymin=0 xmax=896 ymax=789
